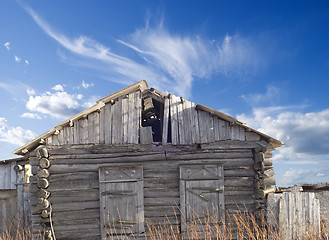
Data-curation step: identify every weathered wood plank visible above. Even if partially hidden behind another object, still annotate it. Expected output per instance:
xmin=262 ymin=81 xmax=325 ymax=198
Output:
xmin=213 ymin=116 xmax=220 ymax=141
xmin=224 ymin=168 xmax=254 ymax=177
xmin=51 ymin=201 xmax=100 ymax=212
xmin=94 ymin=111 xmax=100 ymax=144
xmin=177 ymin=98 xmax=185 ymax=144
xmin=88 ymin=111 xmax=100 ymax=144
xmin=218 ymin=119 xmax=227 ymax=140
xmin=231 ymin=124 xmax=240 ymax=140
xmin=122 ymin=97 xmax=129 ymax=143
xmin=190 ymin=102 xmax=200 ymax=144
xmin=144 ymin=197 xmax=180 ymax=206
xmin=140 ymin=126 xmax=153 ymax=144
xmin=78 ymin=117 xmax=88 ymax=144
xmin=198 ymin=110 xmax=209 ymax=144
xmin=207 ymin=113 xmax=215 ymax=143
xmin=51 ymin=133 xmax=60 ymax=146
xmin=162 ymin=96 xmax=170 ymax=144
xmin=57 ymin=128 xmax=64 ymax=145
xmin=104 ymin=103 xmax=112 ymax=144
xmin=224 ymin=177 xmax=254 ymax=187
xmin=46 ymin=135 xmax=53 ymax=145
xmin=135 ymin=91 xmax=142 ymax=144
xmin=87 ymin=113 xmax=94 ymax=144
xmin=183 ymin=100 xmax=192 ymax=144
xmin=169 ymin=95 xmax=179 ymax=145
xmin=201 ymin=140 xmax=261 ymax=150
xmin=99 ymin=106 xmax=105 ymax=144
xmin=73 ymin=120 xmax=79 ymax=144
xmin=111 ymin=98 xmax=122 ymax=144
xmin=49 ymin=172 xmax=98 ymax=181
xmin=127 ymin=92 xmax=136 ymax=144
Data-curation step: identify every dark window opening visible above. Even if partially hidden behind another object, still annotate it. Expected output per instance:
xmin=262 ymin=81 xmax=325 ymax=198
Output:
xmin=142 ymin=97 xmax=163 ymax=142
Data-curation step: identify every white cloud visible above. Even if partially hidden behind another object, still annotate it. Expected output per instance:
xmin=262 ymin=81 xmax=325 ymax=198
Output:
xmin=52 ymin=84 xmax=64 ymax=91
xmin=0 ymin=117 xmax=8 ymax=128
xmin=4 ymin=42 xmax=10 ymax=50
xmin=27 ymin=88 xmax=36 ymax=96
xmin=25 ymin=59 xmax=29 ymax=65
xmin=237 ymin=106 xmax=329 ymax=185
xmin=26 ymin=91 xmax=84 ymax=119
xmin=14 ymin=56 xmax=21 ymax=63
xmin=25 ymin=6 xmax=262 ymax=98
xmin=20 ymin=112 xmax=42 ymax=120
xmin=0 ymin=82 xmax=24 ymax=94
xmin=280 ymin=168 xmax=329 ymax=186
xmin=241 ymin=85 xmax=281 ymax=106
xmin=0 ymin=118 xmax=37 ymax=146
xmin=81 ymin=81 xmax=94 ymax=89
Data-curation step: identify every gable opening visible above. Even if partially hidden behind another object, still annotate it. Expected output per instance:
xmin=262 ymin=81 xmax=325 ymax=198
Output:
xmin=142 ymin=96 xmax=168 ymax=143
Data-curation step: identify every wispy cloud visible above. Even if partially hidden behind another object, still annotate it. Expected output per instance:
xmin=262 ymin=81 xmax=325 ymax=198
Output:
xmin=20 ymin=112 xmax=42 ymax=120
xmin=81 ymin=81 xmax=94 ymax=89
xmin=0 ymin=117 xmax=37 ymax=146
xmin=4 ymin=42 xmax=10 ymax=50
xmin=14 ymin=55 xmax=21 ymax=63
xmin=241 ymin=85 xmax=281 ymax=106
xmin=24 ymin=5 xmax=262 ymax=98
xmin=0 ymin=82 xmax=16 ymax=93
xmin=25 ymin=59 xmax=29 ymax=65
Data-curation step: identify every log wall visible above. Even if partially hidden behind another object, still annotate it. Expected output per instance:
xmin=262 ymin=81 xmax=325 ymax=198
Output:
xmin=28 ymin=141 xmax=273 ymax=240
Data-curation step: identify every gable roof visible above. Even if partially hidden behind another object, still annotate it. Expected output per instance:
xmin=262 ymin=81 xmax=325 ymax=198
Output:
xmin=13 ymin=80 xmax=283 ymax=155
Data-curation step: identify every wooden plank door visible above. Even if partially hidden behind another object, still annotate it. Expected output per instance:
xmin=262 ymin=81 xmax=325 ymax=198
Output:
xmin=99 ymin=166 xmax=144 ymax=239
xmin=180 ymin=164 xmax=224 ymax=233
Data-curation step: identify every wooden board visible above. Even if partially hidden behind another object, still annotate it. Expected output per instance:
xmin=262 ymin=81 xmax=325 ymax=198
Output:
xmin=180 ymin=164 xmax=224 ymax=233
xmin=99 ymin=166 xmax=144 ymax=238
xmin=161 ymin=97 xmax=170 ymax=144
xmin=169 ymin=95 xmax=179 ymax=145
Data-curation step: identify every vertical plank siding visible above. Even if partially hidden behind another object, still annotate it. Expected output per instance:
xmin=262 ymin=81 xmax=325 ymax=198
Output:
xmin=0 ymin=162 xmax=16 ymax=189
xmin=44 ymin=92 xmax=251 ymax=147
xmin=267 ymin=192 xmax=321 ymax=240
xmin=46 ymin=91 xmax=142 ymax=146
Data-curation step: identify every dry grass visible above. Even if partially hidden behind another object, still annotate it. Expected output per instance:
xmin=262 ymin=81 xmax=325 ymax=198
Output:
xmin=1 ymin=212 xmax=329 ymax=240
xmin=104 ymin=209 xmax=329 ymax=240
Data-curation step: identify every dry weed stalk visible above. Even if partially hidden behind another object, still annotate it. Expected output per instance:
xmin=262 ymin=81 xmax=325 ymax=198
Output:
xmin=1 ymin=210 xmax=329 ymax=240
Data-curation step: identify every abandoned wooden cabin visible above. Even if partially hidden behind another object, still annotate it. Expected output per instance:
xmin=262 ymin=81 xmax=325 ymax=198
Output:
xmin=12 ymin=80 xmax=283 ymax=240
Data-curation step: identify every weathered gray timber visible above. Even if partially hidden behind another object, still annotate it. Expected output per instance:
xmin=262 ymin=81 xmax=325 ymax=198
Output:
xmin=26 ymin=142 xmax=272 ymax=239
xmin=12 ymin=80 xmax=283 ymax=240
xmin=0 ymin=158 xmax=31 ymax=234
xmin=267 ymin=192 xmax=321 ymax=240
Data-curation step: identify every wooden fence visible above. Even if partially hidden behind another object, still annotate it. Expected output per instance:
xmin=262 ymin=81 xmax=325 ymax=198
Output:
xmin=267 ymin=192 xmax=321 ymax=239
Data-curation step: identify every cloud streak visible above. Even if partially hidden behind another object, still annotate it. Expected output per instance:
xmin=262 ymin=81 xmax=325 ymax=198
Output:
xmin=24 ymin=6 xmax=261 ymax=98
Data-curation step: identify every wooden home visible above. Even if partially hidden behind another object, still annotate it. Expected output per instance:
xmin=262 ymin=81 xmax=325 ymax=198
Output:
xmin=12 ymin=80 xmax=283 ymax=240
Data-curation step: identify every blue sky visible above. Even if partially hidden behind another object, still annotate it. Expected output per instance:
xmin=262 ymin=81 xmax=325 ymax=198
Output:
xmin=1 ymin=1 xmax=329 ymax=186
